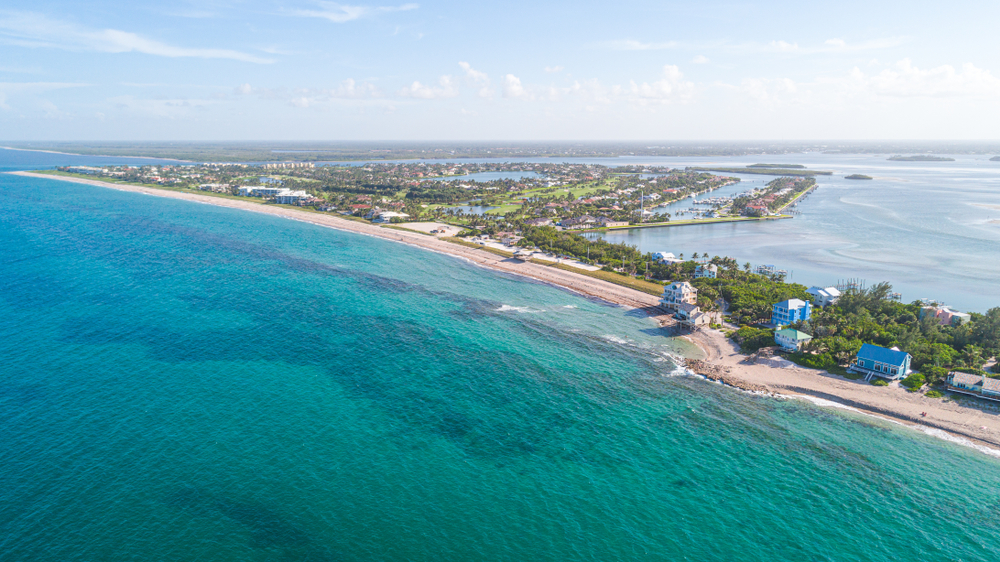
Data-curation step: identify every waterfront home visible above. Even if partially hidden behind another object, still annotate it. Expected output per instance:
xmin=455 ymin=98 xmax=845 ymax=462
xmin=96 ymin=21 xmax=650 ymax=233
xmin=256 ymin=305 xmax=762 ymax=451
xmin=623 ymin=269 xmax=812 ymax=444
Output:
xmin=372 ymin=211 xmax=410 ymax=223
xmin=771 ymin=299 xmax=811 ymax=327
xmin=848 ymin=344 xmax=911 ymax=380
xmin=652 ymin=252 xmax=684 ymax=264
xmin=806 ymin=286 xmax=841 ymax=307
xmin=239 ymin=186 xmax=282 ymax=197
xmin=920 ymin=305 xmax=972 ymax=326
xmin=774 ymin=328 xmax=812 ymax=351
xmin=947 ymin=372 xmax=1000 ymax=402
xmin=596 ymin=217 xmax=629 ymax=227
xmin=275 ymin=189 xmax=310 ymax=205
xmin=675 ymin=303 xmax=710 ymax=329
xmin=694 ymin=264 xmax=718 ymax=279
xmin=661 ymin=282 xmax=697 ymax=310
xmin=524 ymin=217 xmax=553 ymax=227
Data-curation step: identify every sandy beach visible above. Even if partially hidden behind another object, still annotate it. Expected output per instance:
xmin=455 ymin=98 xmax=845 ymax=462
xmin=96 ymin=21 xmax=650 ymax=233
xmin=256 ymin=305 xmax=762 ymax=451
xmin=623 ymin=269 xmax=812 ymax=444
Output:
xmin=14 ymin=171 xmax=1000 ymax=452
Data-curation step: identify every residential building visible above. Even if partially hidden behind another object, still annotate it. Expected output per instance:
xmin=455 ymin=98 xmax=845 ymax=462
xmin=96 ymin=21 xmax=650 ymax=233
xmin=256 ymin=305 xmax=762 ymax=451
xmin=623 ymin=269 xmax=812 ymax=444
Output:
xmin=774 ymin=328 xmax=813 ymax=351
xmin=848 ymin=344 xmax=912 ymax=380
xmin=920 ymin=306 xmax=972 ymax=326
xmin=675 ymin=303 xmax=710 ymax=329
xmin=771 ymin=299 xmax=811 ymax=326
xmin=274 ymin=189 xmax=310 ymax=205
xmin=947 ymin=372 xmax=1000 ymax=402
xmin=596 ymin=217 xmax=629 ymax=227
xmin=524 ymin=217 xmax=553 ymax=227
xmin=694 ymin=264 xmax=718 ymax=279
xmin=239 ymin=186 xmax=281 ymax=197
xmin=661 ymin=281 xmax=697 ymax=310
xmin=652 ymin=252 xmax=684 ymax=264
xmin=806 ymin=286 xmax=841 ymax=307
xmin=372 ymin=211 xmax=410 ymax=223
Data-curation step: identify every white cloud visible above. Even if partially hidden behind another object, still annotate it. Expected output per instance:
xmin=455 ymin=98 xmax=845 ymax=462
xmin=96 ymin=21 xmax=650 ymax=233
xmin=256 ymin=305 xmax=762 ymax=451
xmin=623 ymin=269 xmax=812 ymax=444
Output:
xmin=692 ymin=55 xmax=709 ymax=64
xmin=0 ymin=81 xmax=87 ymax=110
xmin=769 ymin=40 xmax=799 ymax=52
xmin=397 ymin=75 xmax=458 ymax=99
xmin=544 ymin=66 xmax=564 ymax=73
xmin=293 ymin=2 xmax=418 ymax=23
xmin=502 ymin=74 xmax=530 ymax=99
xmin=737 ymin=77 xmax=799 ymax=104
xmin=237 ymin=80 xmax=382 ymax=106
xmin=109 ymin=95 xmax=219 ymax=119
xmin=616 ymin=65 xmax=694 ymax=105
xmin=0 ymin=11 xmax=271 ymax=63
xmin=602 ymin=39 xmax=678 ymax=51
xmin=458 ymin=62 xmax=493 ymax=98
xmin=860 ymin=59 xmax=1000 ymax=98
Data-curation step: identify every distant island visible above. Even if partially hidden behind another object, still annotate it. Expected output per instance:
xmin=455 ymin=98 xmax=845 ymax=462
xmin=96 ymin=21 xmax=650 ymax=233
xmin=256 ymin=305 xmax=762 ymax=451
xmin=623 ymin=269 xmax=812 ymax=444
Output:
xmin=991 ymin=156 xmax=1000 ymax=161
xmin=888 ymin=155 xmax=955 ymax=162
xmin=689 ymin=166 xmax=832 ymax=176
xmin=747 ymin=163 xmax=806 ymax=169
xmin=845 ymin=174 xmax=873 ymax=180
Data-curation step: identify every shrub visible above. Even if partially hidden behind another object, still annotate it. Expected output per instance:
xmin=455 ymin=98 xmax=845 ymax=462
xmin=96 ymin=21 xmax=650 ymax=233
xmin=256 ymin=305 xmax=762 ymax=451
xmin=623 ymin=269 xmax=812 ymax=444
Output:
xmin=733 ymin=326 xmax=775 ymax=353
xmin=788 ymin=352 xmax=836 ymax=370
xmin=870 ymin=379 xmax=889 ymax=387
xmin=900 ymin=373 xmax=926 ymax=391
xmin=924 ymin=390 xmax=944 ymax=398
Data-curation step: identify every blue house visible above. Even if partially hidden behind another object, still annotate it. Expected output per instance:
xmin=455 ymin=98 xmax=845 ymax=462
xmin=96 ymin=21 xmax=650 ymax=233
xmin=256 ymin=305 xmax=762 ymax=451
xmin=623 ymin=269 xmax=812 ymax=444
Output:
xmin=849 ymin=344 xmax=912 ymax=380
xmin=771 ymin=299 xmax=811 ymax=327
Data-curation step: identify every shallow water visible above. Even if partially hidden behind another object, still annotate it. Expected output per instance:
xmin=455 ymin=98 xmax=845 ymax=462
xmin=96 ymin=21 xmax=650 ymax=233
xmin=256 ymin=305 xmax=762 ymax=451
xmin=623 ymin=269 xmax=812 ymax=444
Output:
xmin=3 ymin=150 xmax=1000 ymax=561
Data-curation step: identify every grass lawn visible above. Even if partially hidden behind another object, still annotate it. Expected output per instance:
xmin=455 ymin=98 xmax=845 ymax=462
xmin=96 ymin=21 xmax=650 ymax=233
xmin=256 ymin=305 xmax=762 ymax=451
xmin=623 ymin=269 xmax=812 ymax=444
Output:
xmin=548 ymin=264 xmax=664 ymax=296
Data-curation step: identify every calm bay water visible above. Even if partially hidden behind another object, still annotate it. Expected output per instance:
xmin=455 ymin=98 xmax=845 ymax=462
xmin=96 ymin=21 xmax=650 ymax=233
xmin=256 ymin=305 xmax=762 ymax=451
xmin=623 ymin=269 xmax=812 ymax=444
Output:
xmin=3 ymin=149 xmax=1000 ymax=561
xmin=594 ymin=153 xmax=1000 ymax=313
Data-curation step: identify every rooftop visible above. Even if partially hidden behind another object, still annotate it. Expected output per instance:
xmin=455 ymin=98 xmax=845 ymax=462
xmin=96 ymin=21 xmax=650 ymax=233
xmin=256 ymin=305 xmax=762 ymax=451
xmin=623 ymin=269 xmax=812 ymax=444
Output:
xmin=857 ymin=343 xmax=910 ymax=366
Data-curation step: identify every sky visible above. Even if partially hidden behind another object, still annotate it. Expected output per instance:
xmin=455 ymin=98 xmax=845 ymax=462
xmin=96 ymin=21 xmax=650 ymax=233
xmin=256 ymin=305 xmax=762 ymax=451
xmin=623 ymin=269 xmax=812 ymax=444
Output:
xmin=1 ymin=0 xmax=999 ymax=140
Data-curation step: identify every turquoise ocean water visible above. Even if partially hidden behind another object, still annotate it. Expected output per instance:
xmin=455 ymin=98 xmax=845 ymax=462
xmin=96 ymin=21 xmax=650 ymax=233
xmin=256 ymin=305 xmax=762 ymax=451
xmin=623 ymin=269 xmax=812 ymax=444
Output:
xmin=2 ymin=149 xmax=1000 ymax=561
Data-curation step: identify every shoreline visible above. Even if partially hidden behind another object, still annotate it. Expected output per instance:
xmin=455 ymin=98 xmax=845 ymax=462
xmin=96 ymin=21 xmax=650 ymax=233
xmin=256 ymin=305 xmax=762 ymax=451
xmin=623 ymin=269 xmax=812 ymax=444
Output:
xmin=0 ymin=146 xmax=193 ymax=163
xmin=12 ymin=170 xmax=1000 ymax=454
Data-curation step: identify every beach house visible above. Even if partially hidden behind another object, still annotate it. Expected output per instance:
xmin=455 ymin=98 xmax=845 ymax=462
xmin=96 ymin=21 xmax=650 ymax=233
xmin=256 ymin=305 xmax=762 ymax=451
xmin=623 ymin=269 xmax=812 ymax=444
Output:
xmin=947 ymin=372 xmax=1000 ymax=402
xmin=372 ymin=211 xmax=410 ymax=223
xmin=694 ymin=264 xmax=718 ymax=279
xmin=774 ymin=328 xmax=813 ymax=351
xmin=920 ymin=305 xmax=972 ymax=326
xmin=652 ymin=252 xmax=684 ymax=264
xmin=274 ymin=189 xmax=310 ymax=205
xmin=848 ymin=344 xmax=912 ymax=380
xmin=771 ymin=299 xmax=811 ymax=327
xmin=661 ymin=281 xmax=697 ymax=310
xmin=675 ymin=303 xmax=710 ymax=330
xmin=806 ymin=286 xmax=841 ymax=307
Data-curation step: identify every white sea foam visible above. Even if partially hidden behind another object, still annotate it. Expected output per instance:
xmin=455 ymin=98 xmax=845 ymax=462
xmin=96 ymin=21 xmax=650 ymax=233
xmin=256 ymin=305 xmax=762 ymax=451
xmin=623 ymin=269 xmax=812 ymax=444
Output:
xmin=917 ymin=427 xmax=1000 ymax=459
xmin=496 ymin=304 xmax=542 ymax=313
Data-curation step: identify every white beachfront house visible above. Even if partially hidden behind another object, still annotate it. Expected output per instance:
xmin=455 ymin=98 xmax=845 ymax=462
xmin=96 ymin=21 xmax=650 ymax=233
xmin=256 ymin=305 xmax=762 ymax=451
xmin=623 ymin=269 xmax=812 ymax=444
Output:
xmin=806 ymin=286 xmax=841 ymax=307
xmin=661 ymin=281 xmax=697 ymax=311
xmin=372 ymin=211 xmax=410 ymax=223
xmin=239 ymin=186 xmax=282 ymax=197
xmin=652 ymin=252 xmax=684 ymax=265
xmin=275 ymin=189 xmax=311 ymax=205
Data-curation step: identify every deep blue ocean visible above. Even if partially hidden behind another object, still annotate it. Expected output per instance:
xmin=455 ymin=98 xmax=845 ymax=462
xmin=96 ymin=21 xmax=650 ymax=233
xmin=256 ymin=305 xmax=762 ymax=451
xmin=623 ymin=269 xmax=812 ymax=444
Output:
xmin=2 ymin=148 xmax=1000 ymax=561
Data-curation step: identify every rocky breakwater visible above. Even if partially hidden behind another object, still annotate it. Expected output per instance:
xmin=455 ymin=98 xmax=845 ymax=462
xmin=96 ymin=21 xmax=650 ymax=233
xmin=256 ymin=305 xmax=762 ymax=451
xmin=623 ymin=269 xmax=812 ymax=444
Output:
xmin=685 ymin=359 xmax=772 ymax=393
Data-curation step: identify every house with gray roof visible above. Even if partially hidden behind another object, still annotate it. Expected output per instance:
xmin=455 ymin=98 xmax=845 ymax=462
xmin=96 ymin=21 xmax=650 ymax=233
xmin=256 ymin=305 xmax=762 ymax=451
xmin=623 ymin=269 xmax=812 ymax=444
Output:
xmin=947 ymin=372 xmax=1000 ymax=402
